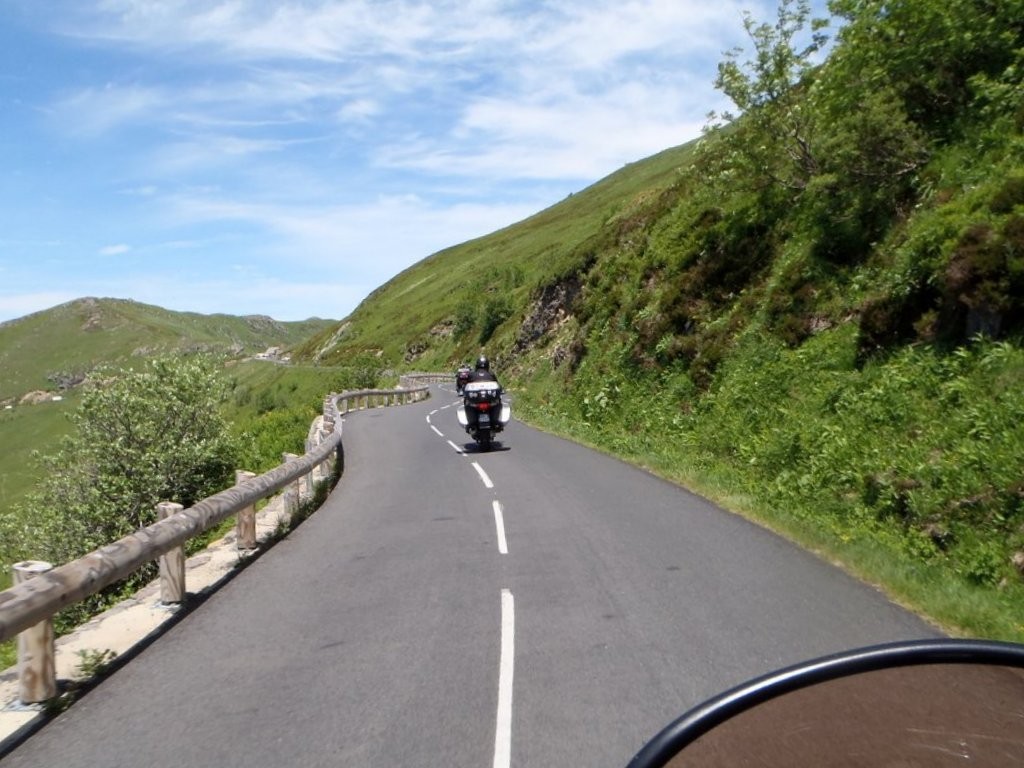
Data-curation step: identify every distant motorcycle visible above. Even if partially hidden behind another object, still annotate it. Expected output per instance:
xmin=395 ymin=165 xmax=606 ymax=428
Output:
xmin=455 ymin=367 xmax=472 ymax=394
xmin=457 ymin=380 xmax=511 ymax=450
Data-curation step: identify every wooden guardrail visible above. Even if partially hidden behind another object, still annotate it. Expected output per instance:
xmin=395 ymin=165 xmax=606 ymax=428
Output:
xmin=0 ymin=381 xmax=435 ymax=704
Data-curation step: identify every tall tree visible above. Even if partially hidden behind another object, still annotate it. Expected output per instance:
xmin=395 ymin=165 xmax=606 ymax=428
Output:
xmin=708 ymin=0 xmax=829 ymax=192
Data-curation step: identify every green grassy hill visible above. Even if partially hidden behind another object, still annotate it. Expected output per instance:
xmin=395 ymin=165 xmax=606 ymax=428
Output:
xmin=294 ymin=144 xmax=692 ymax=367
xmin=2 ymin=1 xmax=1021 ymax=643
xmin=294 ymin=2 xmax=1024 ymax=641
xmin=0 ymin=297 xmax=332 ymax=402
xmin=0 ymin=298 xmax=335 ymax=518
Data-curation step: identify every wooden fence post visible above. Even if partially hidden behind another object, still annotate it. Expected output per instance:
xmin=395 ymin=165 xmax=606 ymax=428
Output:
xmin=13 ymin=560 xmax=56 ymax=704
xmin=282 ymin=453 xmax=300 ymax=519
xmin=303 ymin=447 xmax=315 ymax=500
xmin=235 ymin=470 xmax=257 ymax=550
xmin=320 ymin=415 xmax=336 ymax=480
xmin=157 ymin=502 xmax=186 ymax=604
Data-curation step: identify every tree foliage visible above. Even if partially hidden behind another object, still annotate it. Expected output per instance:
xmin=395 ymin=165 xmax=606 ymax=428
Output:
xmin=828 ymin=0 xmax=1024 ymax=133
xmin=1 ymin=355 xmax=239 ymax=617
xmin=709 ymin=0 xmax=829 ymax=192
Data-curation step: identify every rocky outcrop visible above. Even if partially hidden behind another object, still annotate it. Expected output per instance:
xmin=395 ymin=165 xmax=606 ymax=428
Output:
xmin=244 ymin=315 xmax=286 ymax=334
xmin=19 ymin=390 xmax=55 ymax=405
xmin=514 ymin=276 xmax=581 ymax=355
xmin=430 ymin=320 xmax=455 ymax=339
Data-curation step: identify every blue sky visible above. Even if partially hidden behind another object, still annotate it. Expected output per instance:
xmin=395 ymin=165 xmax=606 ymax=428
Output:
xmin=0 ymin=0 xmax=788 ymax=324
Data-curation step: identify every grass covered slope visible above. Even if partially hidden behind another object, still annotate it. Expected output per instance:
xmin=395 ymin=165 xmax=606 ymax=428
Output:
xmin=294 ymin=143 xmax=694 ymax=367
xmin=0 ymin=297 xmax=334 ymax=403
xmin=298 ymin=1 xmax=1024 ymax=639
xmin=0 ymin=298 xmax=336 ymax=523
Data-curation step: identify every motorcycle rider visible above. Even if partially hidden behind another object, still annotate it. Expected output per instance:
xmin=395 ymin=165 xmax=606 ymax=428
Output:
xmin=455 ymin=364 xmax=472 ymax=394
xmin=469 ymin=355 xmax=500 ymax=385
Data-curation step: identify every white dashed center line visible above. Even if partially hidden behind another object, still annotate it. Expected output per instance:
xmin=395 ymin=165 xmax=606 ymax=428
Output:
xmin=493 ymin=500 xmax=508 ymax=555
xmin=472 ymin=462 xmax=494 ymax=489
xmin=493 ymin=589 xmax=515 ymax=768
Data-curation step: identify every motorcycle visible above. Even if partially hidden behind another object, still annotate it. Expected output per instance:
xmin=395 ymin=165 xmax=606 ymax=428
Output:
xmin=457 ymin=379 xmax=511 ymax=450
xmin=627 ymin=637 xmax=1024 ymax=767
xmin=455 ymin=366 xmax=472 ymax=394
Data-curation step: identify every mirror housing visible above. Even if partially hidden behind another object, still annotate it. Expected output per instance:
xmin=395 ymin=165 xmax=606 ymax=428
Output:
xmin=628 ymin=639 xmax=1024 ymax=768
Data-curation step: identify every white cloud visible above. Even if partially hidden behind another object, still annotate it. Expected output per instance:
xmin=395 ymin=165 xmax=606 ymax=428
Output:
xmin=52 ymin=83 xmax=168 ymax=136
xmin=47 ymin=1 xmax=752 ymax=180
xmin=121 ymin=274 xmax=369 ymax=321
xmin=3 ymin=0 xmax=803 ymax=325
xmin=337 ymin=98 xmax=381 ymax=124
xmin=161 ymin=188 xmax=544 ymax=276
xmin=99 ymin=244 xmax=132 ymax=256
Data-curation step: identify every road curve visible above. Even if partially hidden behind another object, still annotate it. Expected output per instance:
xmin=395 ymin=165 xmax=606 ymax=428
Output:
xmin=2 ymin=386 xmax=937 ymax=767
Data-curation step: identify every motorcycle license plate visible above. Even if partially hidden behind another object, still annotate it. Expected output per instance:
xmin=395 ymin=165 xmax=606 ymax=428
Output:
xmin=479 ymin=414 xmax=491 ymax=424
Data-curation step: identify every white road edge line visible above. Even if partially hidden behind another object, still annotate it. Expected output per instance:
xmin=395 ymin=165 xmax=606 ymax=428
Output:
xmin=431 ymin=425 xmax=444 ymax=437
xmin=494 ymin=589 xmax=515 ymax=768
xmin=448 ymin=440 xmax=464 ymax=454
xmin=472 ymin=462 xmax=494 ymax=489
xmin=493 ymin=500 xmax=508 ymax=555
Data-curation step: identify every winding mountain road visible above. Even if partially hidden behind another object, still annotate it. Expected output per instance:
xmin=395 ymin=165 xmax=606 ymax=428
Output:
xmin=2 ymin=386 xmax=937 ymax=767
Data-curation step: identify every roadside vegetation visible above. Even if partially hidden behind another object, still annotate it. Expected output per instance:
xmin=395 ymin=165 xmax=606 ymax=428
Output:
xmin=0 ymin=352 xmax=385 ymax=669
xmin=294 ymin=0 xmax=1024 ymax=641
xmin=0 ymin=297 xmax=335 ymax=517
xmin=0 ymin=302 xmax=376 ymax=668
xmin=1 ymin=0 xmax=1020 ymax=670
xmin=0 ymin=356 xmax=240 ymax=668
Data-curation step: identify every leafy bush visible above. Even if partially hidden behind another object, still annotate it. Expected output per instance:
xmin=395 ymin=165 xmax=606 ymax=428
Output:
xmin=0 ymin=355 xmax=239 ymax=630
xmin=479 ymin=295 xmax=513 ymax=345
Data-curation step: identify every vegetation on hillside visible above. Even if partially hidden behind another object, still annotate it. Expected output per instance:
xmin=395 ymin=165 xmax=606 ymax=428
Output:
xmin=0 ymin=356 xmax=384 ymax=573
xmin=295 ymin=0 xmax=1024 ymax=639
xmin=0 ymin=298 xmax=336 ymax=524
xmin=0 ymin=356 xmax=239 ymax=631
xmin=0 ymin=300 xmax=379 ymax=668
xmin=1 ymin=0 xmax=1020 ymax=649
xmin=0 ymin=297 xmax=334 ymax=403
xmin=224 ymin=357 xmax=384 ymax=474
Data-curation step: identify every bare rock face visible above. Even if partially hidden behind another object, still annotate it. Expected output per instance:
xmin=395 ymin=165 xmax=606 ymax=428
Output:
xmin=77 ymin=297 xmax=103 ymax=331
xmin=19 ymin=390 xmax=54 ymax=405
xmin=515 ymin=276 xmax=581 ymax=355
xmin=404 ymin=342 xmax=427 ymax=362
xmin=1013 ymin=551 xmax=1024 ymax=580
xmin=430 ymin=320 xmax=455 ymax=338
xmin=244 ymin=315 xmax=285 ymax=334
xmin=47 ymin=371 xmax=87 ymax=391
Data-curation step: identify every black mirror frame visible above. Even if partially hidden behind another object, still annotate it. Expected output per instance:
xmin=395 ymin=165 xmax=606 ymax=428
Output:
xmin=627 ymin=638 xmax=1024 ymax=768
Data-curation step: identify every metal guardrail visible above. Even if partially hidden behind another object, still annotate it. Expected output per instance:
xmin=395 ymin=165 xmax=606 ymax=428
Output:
xmin=401 ymin=372 xmax=454 ymax=386
xmin=0 ymin=380 xmax=436 ymax=703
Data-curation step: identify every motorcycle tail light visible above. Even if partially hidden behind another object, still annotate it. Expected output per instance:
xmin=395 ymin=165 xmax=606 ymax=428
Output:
xmin=479 ymin=402 xmax=491 ymax=412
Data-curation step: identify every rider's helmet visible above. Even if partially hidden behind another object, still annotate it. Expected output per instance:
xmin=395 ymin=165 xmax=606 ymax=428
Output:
xmin=475 ymin=355 xmax=490 ymax=371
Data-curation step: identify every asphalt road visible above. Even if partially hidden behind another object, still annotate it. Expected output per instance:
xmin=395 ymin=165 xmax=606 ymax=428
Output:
xmin=2 ymin=386 xmax=938 ymax=767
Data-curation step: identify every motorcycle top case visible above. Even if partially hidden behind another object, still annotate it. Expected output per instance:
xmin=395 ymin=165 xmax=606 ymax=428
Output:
xmin=457 ymin=404 xmax=512 ymax=427
xmin=458 ymin=381 xmax=511 ymax=426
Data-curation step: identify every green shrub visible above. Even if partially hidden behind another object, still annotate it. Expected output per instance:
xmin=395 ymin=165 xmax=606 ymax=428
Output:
xmin=0 ymin=355 xmax=239 ymax=631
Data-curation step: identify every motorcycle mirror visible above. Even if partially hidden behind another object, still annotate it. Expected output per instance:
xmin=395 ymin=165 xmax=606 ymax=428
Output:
xmin=628 ymin=639 xmax=1024 ymax=768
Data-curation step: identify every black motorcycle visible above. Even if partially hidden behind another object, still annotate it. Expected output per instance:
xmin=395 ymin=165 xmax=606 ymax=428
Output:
xmin=457 ymin=380 xmax=510 ymax=450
